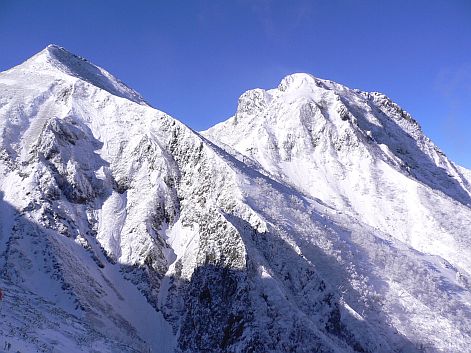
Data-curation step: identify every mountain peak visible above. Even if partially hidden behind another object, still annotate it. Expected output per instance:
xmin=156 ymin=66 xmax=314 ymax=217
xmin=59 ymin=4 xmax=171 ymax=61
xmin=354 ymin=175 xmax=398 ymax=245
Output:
xmin=277 ymin=73 xmax=351 ymax=96
xmin=24 ymin=44 xmax=95 ymax=73
xmin=11 ymin=44 xmax=147 ymax=105
xmin=42 ymin=44 xmax=91 ymax=67
xmin=43 ymin=43 xmax=75 ymax=56
xmin=278 ymin=73 xmax=319 ymax=91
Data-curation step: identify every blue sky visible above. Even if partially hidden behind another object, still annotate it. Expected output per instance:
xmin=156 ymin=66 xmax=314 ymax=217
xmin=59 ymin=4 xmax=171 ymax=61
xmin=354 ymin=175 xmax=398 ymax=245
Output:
xmin=1 ymin=0 xmax=470 ymax=167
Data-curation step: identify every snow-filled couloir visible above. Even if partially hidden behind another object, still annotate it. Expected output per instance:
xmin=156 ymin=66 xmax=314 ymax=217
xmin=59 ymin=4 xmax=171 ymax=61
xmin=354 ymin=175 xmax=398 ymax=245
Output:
xmin=0 ymin=47 xmax=470 ymax=353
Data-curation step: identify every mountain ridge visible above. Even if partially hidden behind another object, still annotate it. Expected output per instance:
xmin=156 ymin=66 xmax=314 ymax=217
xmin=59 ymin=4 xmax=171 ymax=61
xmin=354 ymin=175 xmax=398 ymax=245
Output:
xmin=0 ymin=45 xmax=470 ymax=353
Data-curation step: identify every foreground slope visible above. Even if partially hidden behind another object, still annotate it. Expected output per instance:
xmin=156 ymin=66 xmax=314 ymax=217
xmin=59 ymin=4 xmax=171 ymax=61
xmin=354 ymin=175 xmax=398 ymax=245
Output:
xmin=0 ymin=47 xmax=470 ymax=352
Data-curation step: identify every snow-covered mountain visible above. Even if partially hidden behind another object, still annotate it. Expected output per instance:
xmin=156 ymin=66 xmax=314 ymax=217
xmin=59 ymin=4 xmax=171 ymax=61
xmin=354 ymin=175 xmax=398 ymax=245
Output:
xmin=0 ymin=45 xmax=470 ymax=353
xmin=204 ymin=73 xmax=471 ymax=272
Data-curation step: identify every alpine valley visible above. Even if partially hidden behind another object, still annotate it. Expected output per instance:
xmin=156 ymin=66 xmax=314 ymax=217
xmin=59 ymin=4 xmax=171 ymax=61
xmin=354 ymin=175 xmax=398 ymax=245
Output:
xmin=0 ymin=45 xmax=470 ymax=353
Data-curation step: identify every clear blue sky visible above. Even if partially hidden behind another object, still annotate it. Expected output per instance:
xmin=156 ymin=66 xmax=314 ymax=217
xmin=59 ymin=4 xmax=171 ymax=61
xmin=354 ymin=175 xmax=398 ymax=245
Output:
xmin=1 ymin=0 xmax=470 ymax=167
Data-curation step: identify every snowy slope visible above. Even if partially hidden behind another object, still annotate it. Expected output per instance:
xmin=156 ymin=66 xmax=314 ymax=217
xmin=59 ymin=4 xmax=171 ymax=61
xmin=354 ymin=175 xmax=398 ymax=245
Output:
xmin=0 ymin=47 xmax=470 ymax=353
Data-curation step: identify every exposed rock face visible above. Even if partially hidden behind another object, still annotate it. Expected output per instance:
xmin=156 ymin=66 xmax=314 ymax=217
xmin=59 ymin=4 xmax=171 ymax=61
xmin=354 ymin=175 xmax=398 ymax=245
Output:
xmin=0 ymin=47 xmax=470 ymax=353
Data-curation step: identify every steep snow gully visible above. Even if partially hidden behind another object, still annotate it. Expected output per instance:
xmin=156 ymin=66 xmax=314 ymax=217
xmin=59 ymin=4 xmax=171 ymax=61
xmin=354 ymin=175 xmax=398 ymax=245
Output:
xmin=0 ymin=45 xmax=470 ymax=352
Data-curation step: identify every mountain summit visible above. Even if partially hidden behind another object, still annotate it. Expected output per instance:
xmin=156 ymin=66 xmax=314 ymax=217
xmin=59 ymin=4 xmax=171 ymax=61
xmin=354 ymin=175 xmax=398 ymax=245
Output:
xmin=0 ymin=46 xmax=470 ymax=353
xmin=7 ymin=44 xmax=146 ymax=104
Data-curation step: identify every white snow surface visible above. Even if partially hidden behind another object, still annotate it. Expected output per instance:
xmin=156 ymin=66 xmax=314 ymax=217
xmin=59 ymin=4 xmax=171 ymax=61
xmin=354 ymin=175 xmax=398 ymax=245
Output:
xmin=0 ymin=49 xmax=470 ymax=353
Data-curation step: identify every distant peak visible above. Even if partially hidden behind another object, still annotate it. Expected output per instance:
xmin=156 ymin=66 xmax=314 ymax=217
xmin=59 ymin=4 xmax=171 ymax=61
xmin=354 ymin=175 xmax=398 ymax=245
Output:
xmin=44 ymin=43 xmax=65 ymax=52
xmin=31 ymin=44 xmax=86 ymax=66
xmin=282 ymin=72 xmax=318 ymax=82
xmin=278 ymin=73 xmax=352 ymax=94
xmin=42 ymin=45 xmax=91 ymax=70
xmin=278 ymin=73 xmax=319 ymax=91
xmin=43 ymin=44 xmax=87 ymax=62
xmin=46 ymin=43 xmax=62 ymax=50
xmin=18 ymin=45 xmax=147 ymax=105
